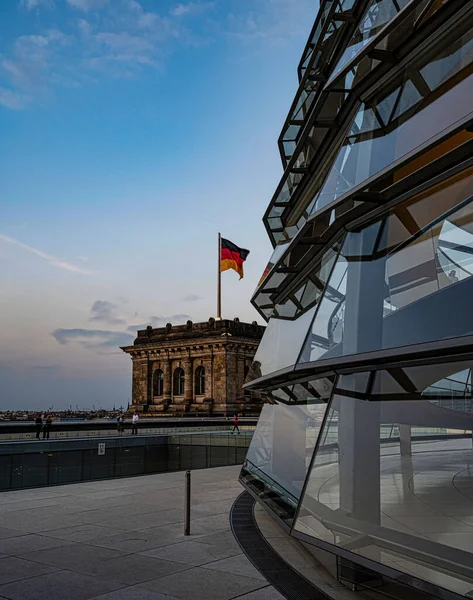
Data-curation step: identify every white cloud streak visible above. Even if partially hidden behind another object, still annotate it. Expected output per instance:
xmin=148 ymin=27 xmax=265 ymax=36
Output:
xmin=19 ymin=0 xmax=52 ymax=10
xmin=0 ymin=234 xmax=93 ymax=275
xmin=170 ymin=2 xmax=215 ymax=17
xmin=67 ymin=0 xmax=108 ymax=11
xmin=0 ymin=86 xmax=25 ymax=109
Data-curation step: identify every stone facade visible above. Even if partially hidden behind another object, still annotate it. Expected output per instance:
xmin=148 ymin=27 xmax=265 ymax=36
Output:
xmin=121 ymin=318 xmax=265 ymax=416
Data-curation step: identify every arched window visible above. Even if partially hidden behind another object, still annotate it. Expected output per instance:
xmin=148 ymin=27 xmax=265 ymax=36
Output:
xmin=173 ymin=367 xmax=185 ymax=396
xmin=153 ymin=369 xmax=164 ymax=396
xmin=195 ymin=366 xmax=205 ymax=395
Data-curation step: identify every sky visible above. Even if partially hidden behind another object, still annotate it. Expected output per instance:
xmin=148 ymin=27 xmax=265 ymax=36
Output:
xmin=0 ymin=0 xmax=316 ymax=411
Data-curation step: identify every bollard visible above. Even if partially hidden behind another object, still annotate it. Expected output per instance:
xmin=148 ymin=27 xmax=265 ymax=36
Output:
xmin=184 ymin=470 xmax=191 ymax=536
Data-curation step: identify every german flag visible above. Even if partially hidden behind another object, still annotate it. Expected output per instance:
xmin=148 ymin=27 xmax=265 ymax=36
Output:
xmin=221 ymin=238 xmax=250 ymax=279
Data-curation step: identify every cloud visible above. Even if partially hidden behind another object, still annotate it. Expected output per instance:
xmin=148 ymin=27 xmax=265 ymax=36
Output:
xmin=127 ymin=314 xmax=191 ymax=332
xmin=90 ymin=300 xmax=125 ymax=325
xmin=0 ymin=87 xmax=25 ymax=110
xmin=182 ymin=294 xmax=202 ymax=302
xmin=19 ymin=0 xmax=52 ymax=10
xmin=91 ymin=32 xmax=158 ymax=69
xmin=170 ymin=2 xmax=215 ymax=17
xmin=67 ymin=0 xmax=108 ymax=11
xmin=226 ymin=0 xmax=315 ymax=47
xmin=52 ymin=328 xmax=134 ymax=348
xmin=0 ymin=30 xmax=73 ymax=105
xmin=0 ymin=234 xmax=93 ymax=275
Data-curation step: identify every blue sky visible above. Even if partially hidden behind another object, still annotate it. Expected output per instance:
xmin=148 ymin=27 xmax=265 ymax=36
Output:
xmin=0 ymin=0 xmax=316 ymax=410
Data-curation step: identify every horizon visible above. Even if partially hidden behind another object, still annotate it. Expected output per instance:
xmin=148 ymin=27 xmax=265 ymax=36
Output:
xmin=0 ymin=0 xmax=316 ymax=411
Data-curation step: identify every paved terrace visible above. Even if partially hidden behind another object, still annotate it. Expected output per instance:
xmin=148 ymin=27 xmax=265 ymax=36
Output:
xmin=0 ymin=466 xmax=289 ymax=600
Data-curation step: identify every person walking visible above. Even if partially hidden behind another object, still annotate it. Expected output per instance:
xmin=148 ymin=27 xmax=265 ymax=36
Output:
xmin=35 ymin=414 xmax=43 ymax=439
xmin=117 ymin=414 xmax=123 ymax=435
xmin=131 ymin=411 xmax=139 ymax=435
xmin=42 ymin=415 xmax=52 ymax=440
xmin=232 ymin=413 xmax=240 ymax=435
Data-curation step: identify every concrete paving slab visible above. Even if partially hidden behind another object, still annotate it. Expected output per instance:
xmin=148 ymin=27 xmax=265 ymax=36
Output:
xmin=0 ymin=534 xmax=72 ymax=556
xmin=81 ymin=554 xmax=189 ymax=584
xmin=85 ymin=530 xmax=190 ymax=553
xmin=202 ymin=554 xmax=266 ymax=580
xmin=91 ymin=587 xmax=179 ymax=600
xmin=42 ymin=524 xmax=127 ymax=542
xmin=0 ymin=528 xmax=24 ymax=541
xmin=0 ymin=511 xmax=94 ymax=533
xmin=0 ymin=556 xmax=58 ymax=585
xmin=140 ymin=540 xmax=241 ymax=567
xmin=138 ymin=567 xmax=266 ymax=600
xmin=235 ymin=587 xmax=285 ymax=600
xmin=0 ymin=570 xmax=125 ymax=600
xmin=20 ymin=542 xmax=126 ymax=571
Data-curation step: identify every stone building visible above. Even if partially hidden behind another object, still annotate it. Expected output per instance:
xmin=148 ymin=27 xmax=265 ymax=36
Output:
xmin=121 ymin=318 xmax=265 ymax=416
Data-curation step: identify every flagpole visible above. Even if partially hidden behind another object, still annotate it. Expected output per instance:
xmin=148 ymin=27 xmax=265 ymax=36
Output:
xmin=217 ymin=232 xmax=222 ymax=320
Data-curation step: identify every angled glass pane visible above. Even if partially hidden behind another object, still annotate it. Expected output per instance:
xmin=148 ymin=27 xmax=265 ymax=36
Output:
xmin=298 ymin=252 xmax=348 ymax=363
xmin=294 ymin=369 xmax=473 ymax=598
xmin=330 ymin=0 xmax=411 ymax=81
xmin=313 ymin=21 xmax=473 ymax=213
xmin=250 ymin=306 xmax=317 ymax=379
xmin=300 ymin=167 xmax=473 ymax=364
xmin=240 ymin=377 xmax=333 ymax=523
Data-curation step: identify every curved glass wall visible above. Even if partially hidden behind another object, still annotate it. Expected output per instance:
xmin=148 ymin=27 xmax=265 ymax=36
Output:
xmin=294 ymin=362 xmax=473 ymax=598
xmin=313 ymin=22 xmax=473 ymax=213
xmin=250 ymin=245 xmax=338 ymax=378
xmin=299 ymin=168 xmax=473 ymax=364
xmin=241 ymin=378 xmax=333 ymax=523
xmin=330 ymin=0 xmax=412 ymax=82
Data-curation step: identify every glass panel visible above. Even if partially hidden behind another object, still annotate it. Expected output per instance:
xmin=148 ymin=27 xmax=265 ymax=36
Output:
xmin=250 ymin=306 xmax=318 ymax=379
xmin=240 ymin=377 xmax=333 ymax=523
xmin=295 ymin=367 xmax=473 ymax=598
xmin=314 ymin=23 xmax=473 ymax=213
xmin=300 ymin=168 xmax=473 ymax=364
xmin=330 ymin=0 xmax=412 ymax=81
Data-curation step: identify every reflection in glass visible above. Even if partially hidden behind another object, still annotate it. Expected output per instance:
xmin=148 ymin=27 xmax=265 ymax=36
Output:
xmin=330 ymin=0 xmax=411 ymax=81
xmin=314 ymin=23 xmax=473 ymax=213
xmin=241 ymin=378 xmax=333 ymax=523
xmin=295 ymin=370 xmax=473 ymax=598
xmin=299 ymin=170 xmax=473 ymax=364
xmin=251 ymin=306 xmax=317 ymax=378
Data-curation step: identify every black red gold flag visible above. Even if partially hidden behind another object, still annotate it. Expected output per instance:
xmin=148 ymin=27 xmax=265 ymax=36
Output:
xmin=221 ymin=238 xmax=250 ymax=279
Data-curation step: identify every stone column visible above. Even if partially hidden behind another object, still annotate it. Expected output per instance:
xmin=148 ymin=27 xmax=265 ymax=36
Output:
xmin=131 ymin=358 xmax=143 ymax=406
xmin=163 ymin=360 xmax=172 ymax=403
xmin=184 ymin=359 xmax=193 ymax=402
xmin=140 ymin=359 xmax=150 ymax=406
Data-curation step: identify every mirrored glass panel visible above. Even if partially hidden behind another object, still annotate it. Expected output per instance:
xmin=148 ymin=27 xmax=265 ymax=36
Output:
xmin=314 ymin=21 xmax=473 ymax=212
xmin=295 ymin=367 xmax=473 ymax=598
xmin=250 ymin=307 xmax=318 ymax=379
xmin=240 ymin=377 xmax=333 ymax=523
xmin=330 ymin=0 xmax=412 ymax=81
xmin=299 ymin=168 xmax=473 ymax=364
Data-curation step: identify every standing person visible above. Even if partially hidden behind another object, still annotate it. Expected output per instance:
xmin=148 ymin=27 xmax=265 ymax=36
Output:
xmin=131 ymin=411 xmax=139 ymax=435
xmin=43 ymin=415 xmax=52 ymax=440
xmin=117 ymin=414 xmax=123 ymax=435
xmin=35 ymin=414 xmax=43 ymax=439
xmin=232 ymin=413 xmax=240 ymax=435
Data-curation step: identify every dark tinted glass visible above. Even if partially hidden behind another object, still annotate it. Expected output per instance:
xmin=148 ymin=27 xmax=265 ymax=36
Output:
xmin=314 ymin=22 xmax=473 ymax=212
xmin=299 ymin=169 xmax=473 ymax=364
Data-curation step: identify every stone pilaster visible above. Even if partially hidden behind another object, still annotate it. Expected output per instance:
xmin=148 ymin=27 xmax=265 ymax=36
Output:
xmin=184 ymin=359 xmax=193 ymax=402
xmin=163 ymin=360 xmax=172 ymax=403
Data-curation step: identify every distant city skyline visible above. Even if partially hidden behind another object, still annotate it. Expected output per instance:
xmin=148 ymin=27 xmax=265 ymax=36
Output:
xmin=0 ymin=0 xmax=317 ymax=410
